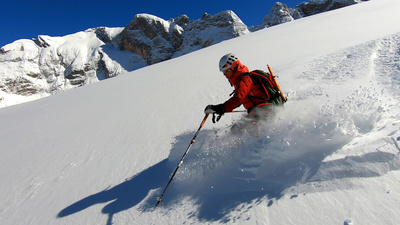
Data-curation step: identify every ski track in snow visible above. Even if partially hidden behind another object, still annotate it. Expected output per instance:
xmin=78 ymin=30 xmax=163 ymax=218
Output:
xmin=152 ymin=33 xmax=400 ymax=221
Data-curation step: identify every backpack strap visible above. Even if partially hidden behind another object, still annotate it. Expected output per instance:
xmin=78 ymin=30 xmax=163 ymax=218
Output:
xmin=239 ymin=72 xmax=275 ymax=107
xmin=238 ymin=67 xmax=286 ymax=109
xmin=248 ymin=71 xmax=280 ymax=100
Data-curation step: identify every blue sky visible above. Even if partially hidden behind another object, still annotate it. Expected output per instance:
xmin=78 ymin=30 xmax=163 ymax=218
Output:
xmin=0 ymin=0 xmax=305 ymax=47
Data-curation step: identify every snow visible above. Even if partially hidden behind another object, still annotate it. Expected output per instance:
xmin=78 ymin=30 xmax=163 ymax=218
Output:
xmin=0 ymin=28 xmax=146 ymax=108
xmin=1 ymin=0 xmax=400 ymax=224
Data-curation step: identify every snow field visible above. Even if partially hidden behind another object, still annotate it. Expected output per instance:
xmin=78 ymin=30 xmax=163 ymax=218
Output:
xmin=1 ymin=0 xmax=400 ymax=224
xmin=160 ymin=32 xmax=400 ymax=223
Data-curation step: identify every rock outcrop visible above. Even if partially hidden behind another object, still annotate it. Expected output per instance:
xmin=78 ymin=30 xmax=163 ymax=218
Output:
xmin=295 ymin=0 xmax=364 ymax=17
xmin=175 ymin=10 xmax=249 ymax=56
xmin=120 ymin=11 xmax=249 ymax=64
xmin=120 ymin=14 xmax=184 ymax=65
xmin=258 ymin=2 xmax=302 ymax=29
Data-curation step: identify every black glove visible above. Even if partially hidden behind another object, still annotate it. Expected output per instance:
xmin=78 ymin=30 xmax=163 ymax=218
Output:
xmin=204 ymin=104 xmax=225 ymax=123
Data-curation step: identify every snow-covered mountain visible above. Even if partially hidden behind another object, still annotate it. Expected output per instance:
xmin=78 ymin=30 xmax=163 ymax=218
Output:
xmin=0 ymin=10 xmax=248 ymax=108
xmin=0 ymin=0 xmax=366 ymax=108
xmin=295 ymin=0 xmax=366 ymax=17
xmin=257 ymin=0 xmax=366 ymax=30
xmin=1 ymin=0 xmax=399 ymax=224
xmin=0 ymin=27 xmax=146 ymax=107
xmin=121 ymin=11 xmax=249 ymax=64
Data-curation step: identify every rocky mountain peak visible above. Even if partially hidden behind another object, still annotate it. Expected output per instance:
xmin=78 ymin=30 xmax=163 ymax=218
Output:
xmin=175 ymin=10 xmax=249 ymax=56
xmin=295 ymin=0 xmax=364 ymax=17
xmin=173 ymin=14 xmax=190 ymax=28
xmin=120 ymin=14 xmax=184 ymax=64
xmin=0 ymin=1 xmax=368 ymax=108
xmin=258 ymin=2 xmax=302 ymax=29
xmin=120 ymin=10 xmax=249 ymax=64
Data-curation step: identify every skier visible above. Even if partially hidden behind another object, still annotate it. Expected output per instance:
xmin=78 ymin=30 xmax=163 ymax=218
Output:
xmin=205 ymin=53 xmax=284 ymax=125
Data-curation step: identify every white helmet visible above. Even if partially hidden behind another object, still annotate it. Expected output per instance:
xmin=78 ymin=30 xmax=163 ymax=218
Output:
xmin=219 ymin=53 xmax=239 ymax=71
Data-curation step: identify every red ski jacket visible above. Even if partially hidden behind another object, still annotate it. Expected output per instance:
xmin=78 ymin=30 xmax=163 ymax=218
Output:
xmin=223 ymin=61 xmax=268 ymax=112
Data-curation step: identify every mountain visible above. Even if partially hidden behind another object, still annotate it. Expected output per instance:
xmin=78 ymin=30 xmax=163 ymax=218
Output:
xmin=1 ymin=0 xmax=399 ymax=224
xmin=295 ymin=0 xmax=366 ymax=17
xmin=0 ymin=0 xmax=368 ymax=108
xmin=0 ymin=10 xmax=248 ymax=108
xmin=120 ymin=11 xmax=249 ymax=65
xmin=0 ymin=27 xmax=146 ymax=107
xmin=256 ymin=0 xmax=366 ymax=30
xmin=257 ymin=2 xmax=302 ymax=30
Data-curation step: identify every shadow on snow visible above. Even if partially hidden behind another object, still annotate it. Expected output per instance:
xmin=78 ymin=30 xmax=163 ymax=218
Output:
xmin=57 ymin=124 xmax=400 ymax=224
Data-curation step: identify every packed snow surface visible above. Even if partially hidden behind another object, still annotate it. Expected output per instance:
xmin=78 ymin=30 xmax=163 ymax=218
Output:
xmin=1 ymin=0 xmax=400 ymax=224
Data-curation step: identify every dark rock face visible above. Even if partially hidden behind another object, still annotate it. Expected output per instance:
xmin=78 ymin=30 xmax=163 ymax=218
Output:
xmin=176 ymin=11 xmax=249 ymax=56
xmin=120 ymin=14 xmax=183 ymax=64
xmin=258 ymin=2 xmax=302 ymax=29
xmin=295 ymin=0 xmax=363 ymax=17
xmin=120 ymin=11 xmax=249 ymax=64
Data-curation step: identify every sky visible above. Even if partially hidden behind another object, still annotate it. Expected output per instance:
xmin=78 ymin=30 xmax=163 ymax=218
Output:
xmin=0 ymin=0 xmax=305 ymax=47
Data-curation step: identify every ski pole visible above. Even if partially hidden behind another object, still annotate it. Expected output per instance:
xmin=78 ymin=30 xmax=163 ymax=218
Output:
xmin=230 ymin=110 xmax=247 ymax=113
xmin=155 ymin=114 xmax=209 ymax=208
xmin=211 ymin=109 xmax=247 ymax=122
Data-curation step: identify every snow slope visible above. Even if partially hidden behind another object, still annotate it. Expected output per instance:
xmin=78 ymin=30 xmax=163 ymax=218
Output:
xmin=1 ymin=0 xmax=400 ymax=224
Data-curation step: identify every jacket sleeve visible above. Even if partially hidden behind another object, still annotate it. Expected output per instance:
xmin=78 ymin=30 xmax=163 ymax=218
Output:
xmin=223 ymin=75 xmax=253 ymax=112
